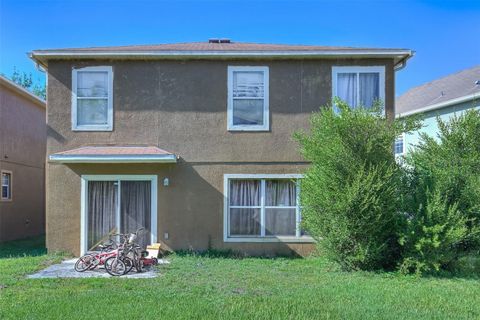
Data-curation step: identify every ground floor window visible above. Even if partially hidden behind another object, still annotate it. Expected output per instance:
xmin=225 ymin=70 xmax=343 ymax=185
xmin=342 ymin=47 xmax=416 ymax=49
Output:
xmin=1 ymin=171 xmax=12 ymax=201
xmin=224 ymin=174 xmax=311 ymax=242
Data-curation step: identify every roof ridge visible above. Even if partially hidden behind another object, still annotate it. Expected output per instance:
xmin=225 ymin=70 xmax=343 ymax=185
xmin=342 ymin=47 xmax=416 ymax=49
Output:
xmin=32 ymin=41 xmax=407 ymax=52
xmin=402 ymin=64 xmax=480 ymax=94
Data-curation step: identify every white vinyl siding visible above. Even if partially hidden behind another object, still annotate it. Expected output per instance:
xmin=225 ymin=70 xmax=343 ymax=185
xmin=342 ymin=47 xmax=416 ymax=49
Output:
xmin=227 ymin=66 xmax=269 ymax=131
xmin=72 ymin=66 xmax=113 ymax=131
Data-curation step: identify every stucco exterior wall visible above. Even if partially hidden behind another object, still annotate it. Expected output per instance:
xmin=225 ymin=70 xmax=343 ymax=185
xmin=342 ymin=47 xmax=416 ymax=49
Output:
xmin=46 ymin=58 xmax=396 ymax=255
xmin=0 ymin=84 xmax=46 ymax=241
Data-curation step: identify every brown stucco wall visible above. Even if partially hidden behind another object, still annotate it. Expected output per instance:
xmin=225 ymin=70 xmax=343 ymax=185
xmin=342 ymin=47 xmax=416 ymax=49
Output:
xmin=0 ymin=84 xmax=46 ymax=242
xmin=45 ymin=58 xmax=396 ymax=255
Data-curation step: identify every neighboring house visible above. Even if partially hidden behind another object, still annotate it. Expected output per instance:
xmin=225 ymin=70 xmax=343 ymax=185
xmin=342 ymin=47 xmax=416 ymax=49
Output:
xmin=29 ymin=40 xmax=413 ymax=256
xmin=0 ymin=75 xmax=46 ymax=242
xmin=396 ymin=65 xmax=480 ymax=155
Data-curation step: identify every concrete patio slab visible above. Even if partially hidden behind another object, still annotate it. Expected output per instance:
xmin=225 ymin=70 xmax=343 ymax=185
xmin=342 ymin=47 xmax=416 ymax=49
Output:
xmin=27 ymin=258 xmax=170 ymax=279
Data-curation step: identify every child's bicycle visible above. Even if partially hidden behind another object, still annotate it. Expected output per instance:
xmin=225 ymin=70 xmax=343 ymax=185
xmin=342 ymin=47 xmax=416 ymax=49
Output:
xmin=74 ymin=237 xmax=134 ymax=274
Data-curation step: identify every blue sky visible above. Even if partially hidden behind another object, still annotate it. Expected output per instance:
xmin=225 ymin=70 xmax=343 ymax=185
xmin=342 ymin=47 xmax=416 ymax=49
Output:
xmin=0 ymin=0 xmax=479 ymax=95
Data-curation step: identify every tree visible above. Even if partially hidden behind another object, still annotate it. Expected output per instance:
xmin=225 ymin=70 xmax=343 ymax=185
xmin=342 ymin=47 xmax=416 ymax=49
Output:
xmin=294 ymin=99 xmax=420 ymax=271
xmin=400 ymin=109 xmax=480 ymax=274
xmin=9 ymin=67 xmax=46 ymax=99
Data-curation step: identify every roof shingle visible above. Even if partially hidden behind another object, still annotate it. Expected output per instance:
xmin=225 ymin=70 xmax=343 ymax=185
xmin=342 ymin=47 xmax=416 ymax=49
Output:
xmin=53 ymin=146 xmax=172 ymax=156
xmin=32 ymin=41 xmax=405 ymax=53
xmin=396 ymin=65 xmax=480 ymax=115
xmin=29 ymin=41 xmax=413 ymax=68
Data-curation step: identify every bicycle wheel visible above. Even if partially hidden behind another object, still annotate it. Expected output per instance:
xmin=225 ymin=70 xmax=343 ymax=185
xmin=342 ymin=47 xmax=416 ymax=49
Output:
xmin=74 ymin=254 xmax=95 ymax=272
xmin=104 ymin=257 xmax=126 ymax=276
xmin=123 ymin=257 xmax=134 ymax=274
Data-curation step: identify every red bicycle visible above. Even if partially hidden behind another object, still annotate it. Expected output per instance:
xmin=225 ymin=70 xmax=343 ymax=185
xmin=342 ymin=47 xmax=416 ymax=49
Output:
xmin=75 ymin=229 xmax=158 ymax=276
xmin=74 ymin=237 xmax=134 ymax=274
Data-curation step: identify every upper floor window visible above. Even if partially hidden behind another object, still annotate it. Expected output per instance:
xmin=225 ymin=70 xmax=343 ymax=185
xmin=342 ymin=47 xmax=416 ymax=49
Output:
xmin=227 ymin=66 xmax=269 ymax=131
xmin=1 ymin=171 xmax=12 ymax=201
xmin=332 ymin=66 xmax=385 ymax=110
xmin=72 ymin=66 xmax=113 ymax=131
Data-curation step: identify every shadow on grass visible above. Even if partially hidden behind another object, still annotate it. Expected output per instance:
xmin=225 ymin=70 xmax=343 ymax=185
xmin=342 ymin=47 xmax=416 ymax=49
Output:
xmin=423 ymin=256 xmax=480 ymax=280
xmin=173 ymin=248 xmax=304 ymax=260
xmin=0 ymin=235 xmax=47 ymax=259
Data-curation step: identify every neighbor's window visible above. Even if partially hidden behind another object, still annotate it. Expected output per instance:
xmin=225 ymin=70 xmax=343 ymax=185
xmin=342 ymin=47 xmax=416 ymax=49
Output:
xmin=72 ymin=66 xmax=113 ymax=131
xmin=227 ymin=66 xmax=269 ymax=131
xmin=1 ymin=171 xmax=12 ymax=201
xmin=225 ymin=175 xmax=309 ymax=241
xmin=395 ymin=135 xmax=404 ymax=156
xmin=332 ymin=66 xmax=385 ymax=110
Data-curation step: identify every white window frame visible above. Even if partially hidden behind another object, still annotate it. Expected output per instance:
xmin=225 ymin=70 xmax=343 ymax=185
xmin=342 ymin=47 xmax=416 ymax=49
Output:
xmin=223 ymin=174 xmax=314 ymax=243
xmin=227 ymin=66 xmax=270 ymax=131
xmin=72 ymin=66 xmax=113 ymax=131
xmin=1 ymin=170 xmax=12 ymax=201
xmin=332 ymin=66 xmax=386 ymax=113
xmin=80 ymin=175 xmax=157 ymax=255
xmin=394 ymin=133 xmax=405 ymax=156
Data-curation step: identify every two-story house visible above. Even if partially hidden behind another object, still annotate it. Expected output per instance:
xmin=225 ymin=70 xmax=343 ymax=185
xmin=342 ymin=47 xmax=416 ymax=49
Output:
xmin=29 ymin=40 xmax=413 ymax=256
xmin=0 ymin=75 xmax=46 ymax=242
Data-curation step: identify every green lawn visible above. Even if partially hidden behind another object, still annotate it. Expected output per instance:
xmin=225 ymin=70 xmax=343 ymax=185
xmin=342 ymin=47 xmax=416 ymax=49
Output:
xmin=0 ymin=237 xmax=479 ymax=320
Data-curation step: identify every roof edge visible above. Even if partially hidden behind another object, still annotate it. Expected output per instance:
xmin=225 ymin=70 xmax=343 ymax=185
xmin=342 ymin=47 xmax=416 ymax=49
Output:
xmin=49 ymin=153 xmax=177 ymax=164
xmin=397 ymin=92 xmax=480 ymax=117
xmin=0 ymin=75 xmax=46 ymax=108
xmin=29 ymin=49 xmax=414 ymax=69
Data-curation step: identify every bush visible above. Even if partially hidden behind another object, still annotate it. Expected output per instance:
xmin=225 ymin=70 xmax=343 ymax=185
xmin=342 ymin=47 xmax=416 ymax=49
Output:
xmin=400 ymin=109 xmax=480 ymax=274
xmin=294 ymin=100 xmax=420 ymax=271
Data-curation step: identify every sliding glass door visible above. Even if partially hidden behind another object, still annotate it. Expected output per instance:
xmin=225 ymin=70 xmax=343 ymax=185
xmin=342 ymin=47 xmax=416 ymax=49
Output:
xmin=86 ymin=179 xmax=152 ymax=251
xmin=120 ymin=181 xmax=151 ymax=248
xmin=87 ymin=181 xmax=118 ymax=250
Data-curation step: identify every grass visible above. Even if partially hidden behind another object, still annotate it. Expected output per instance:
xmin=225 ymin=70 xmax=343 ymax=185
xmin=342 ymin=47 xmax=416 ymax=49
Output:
xmin=1 ymin=238 xmax=479 ymax=319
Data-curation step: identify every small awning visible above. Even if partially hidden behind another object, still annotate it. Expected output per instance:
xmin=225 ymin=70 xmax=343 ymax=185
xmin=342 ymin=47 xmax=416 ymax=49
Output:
xmin=49 ymin=146 xmax=177 ymax=163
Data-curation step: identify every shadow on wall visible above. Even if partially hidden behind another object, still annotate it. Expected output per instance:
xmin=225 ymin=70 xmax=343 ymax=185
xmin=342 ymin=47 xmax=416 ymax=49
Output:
xmin=48 ymin=59 xmax=336 ymax=114
xmin=64 ymin=162 xmax=308 ymax=257
xmin=47 ymin=125 xmax=66 ymax=144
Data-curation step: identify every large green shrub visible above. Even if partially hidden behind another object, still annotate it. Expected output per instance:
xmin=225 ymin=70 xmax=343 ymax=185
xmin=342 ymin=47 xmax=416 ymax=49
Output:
xmin=295 ymin=100 xmax=419 ymax=271
xmin=400 ymin=109 xmax=480 ymax=274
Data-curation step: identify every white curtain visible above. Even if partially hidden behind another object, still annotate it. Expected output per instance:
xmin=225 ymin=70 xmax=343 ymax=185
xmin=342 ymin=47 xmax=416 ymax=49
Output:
xmin=87 ymin=181 xmax=117 ymax=250
xmin=265 ymin=180 xmax=296 ymax=236
xmin=337 ymin=73 xmax=357 ymax=108
xmin=229 ymin=180 xmax=297 ymax=237
xmin=229 ymin=180 xmax=261 ymax=236
xmin=120 ymin=181 xmax=152 ymax=248
xmin=359 ymin=73 xmax=379 ymax=108
xmin=88 ymin=180 xmax=151 ymax=250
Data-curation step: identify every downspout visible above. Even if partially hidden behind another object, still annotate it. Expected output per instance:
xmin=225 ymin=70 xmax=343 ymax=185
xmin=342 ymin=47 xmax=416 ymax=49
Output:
xmin=393 ymin=50 xmax=414 ymax=117
xmin=28 ymin=52 xmax=47 ymax=72
xmin=394 ymin=50 xmax=415 ymax=72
